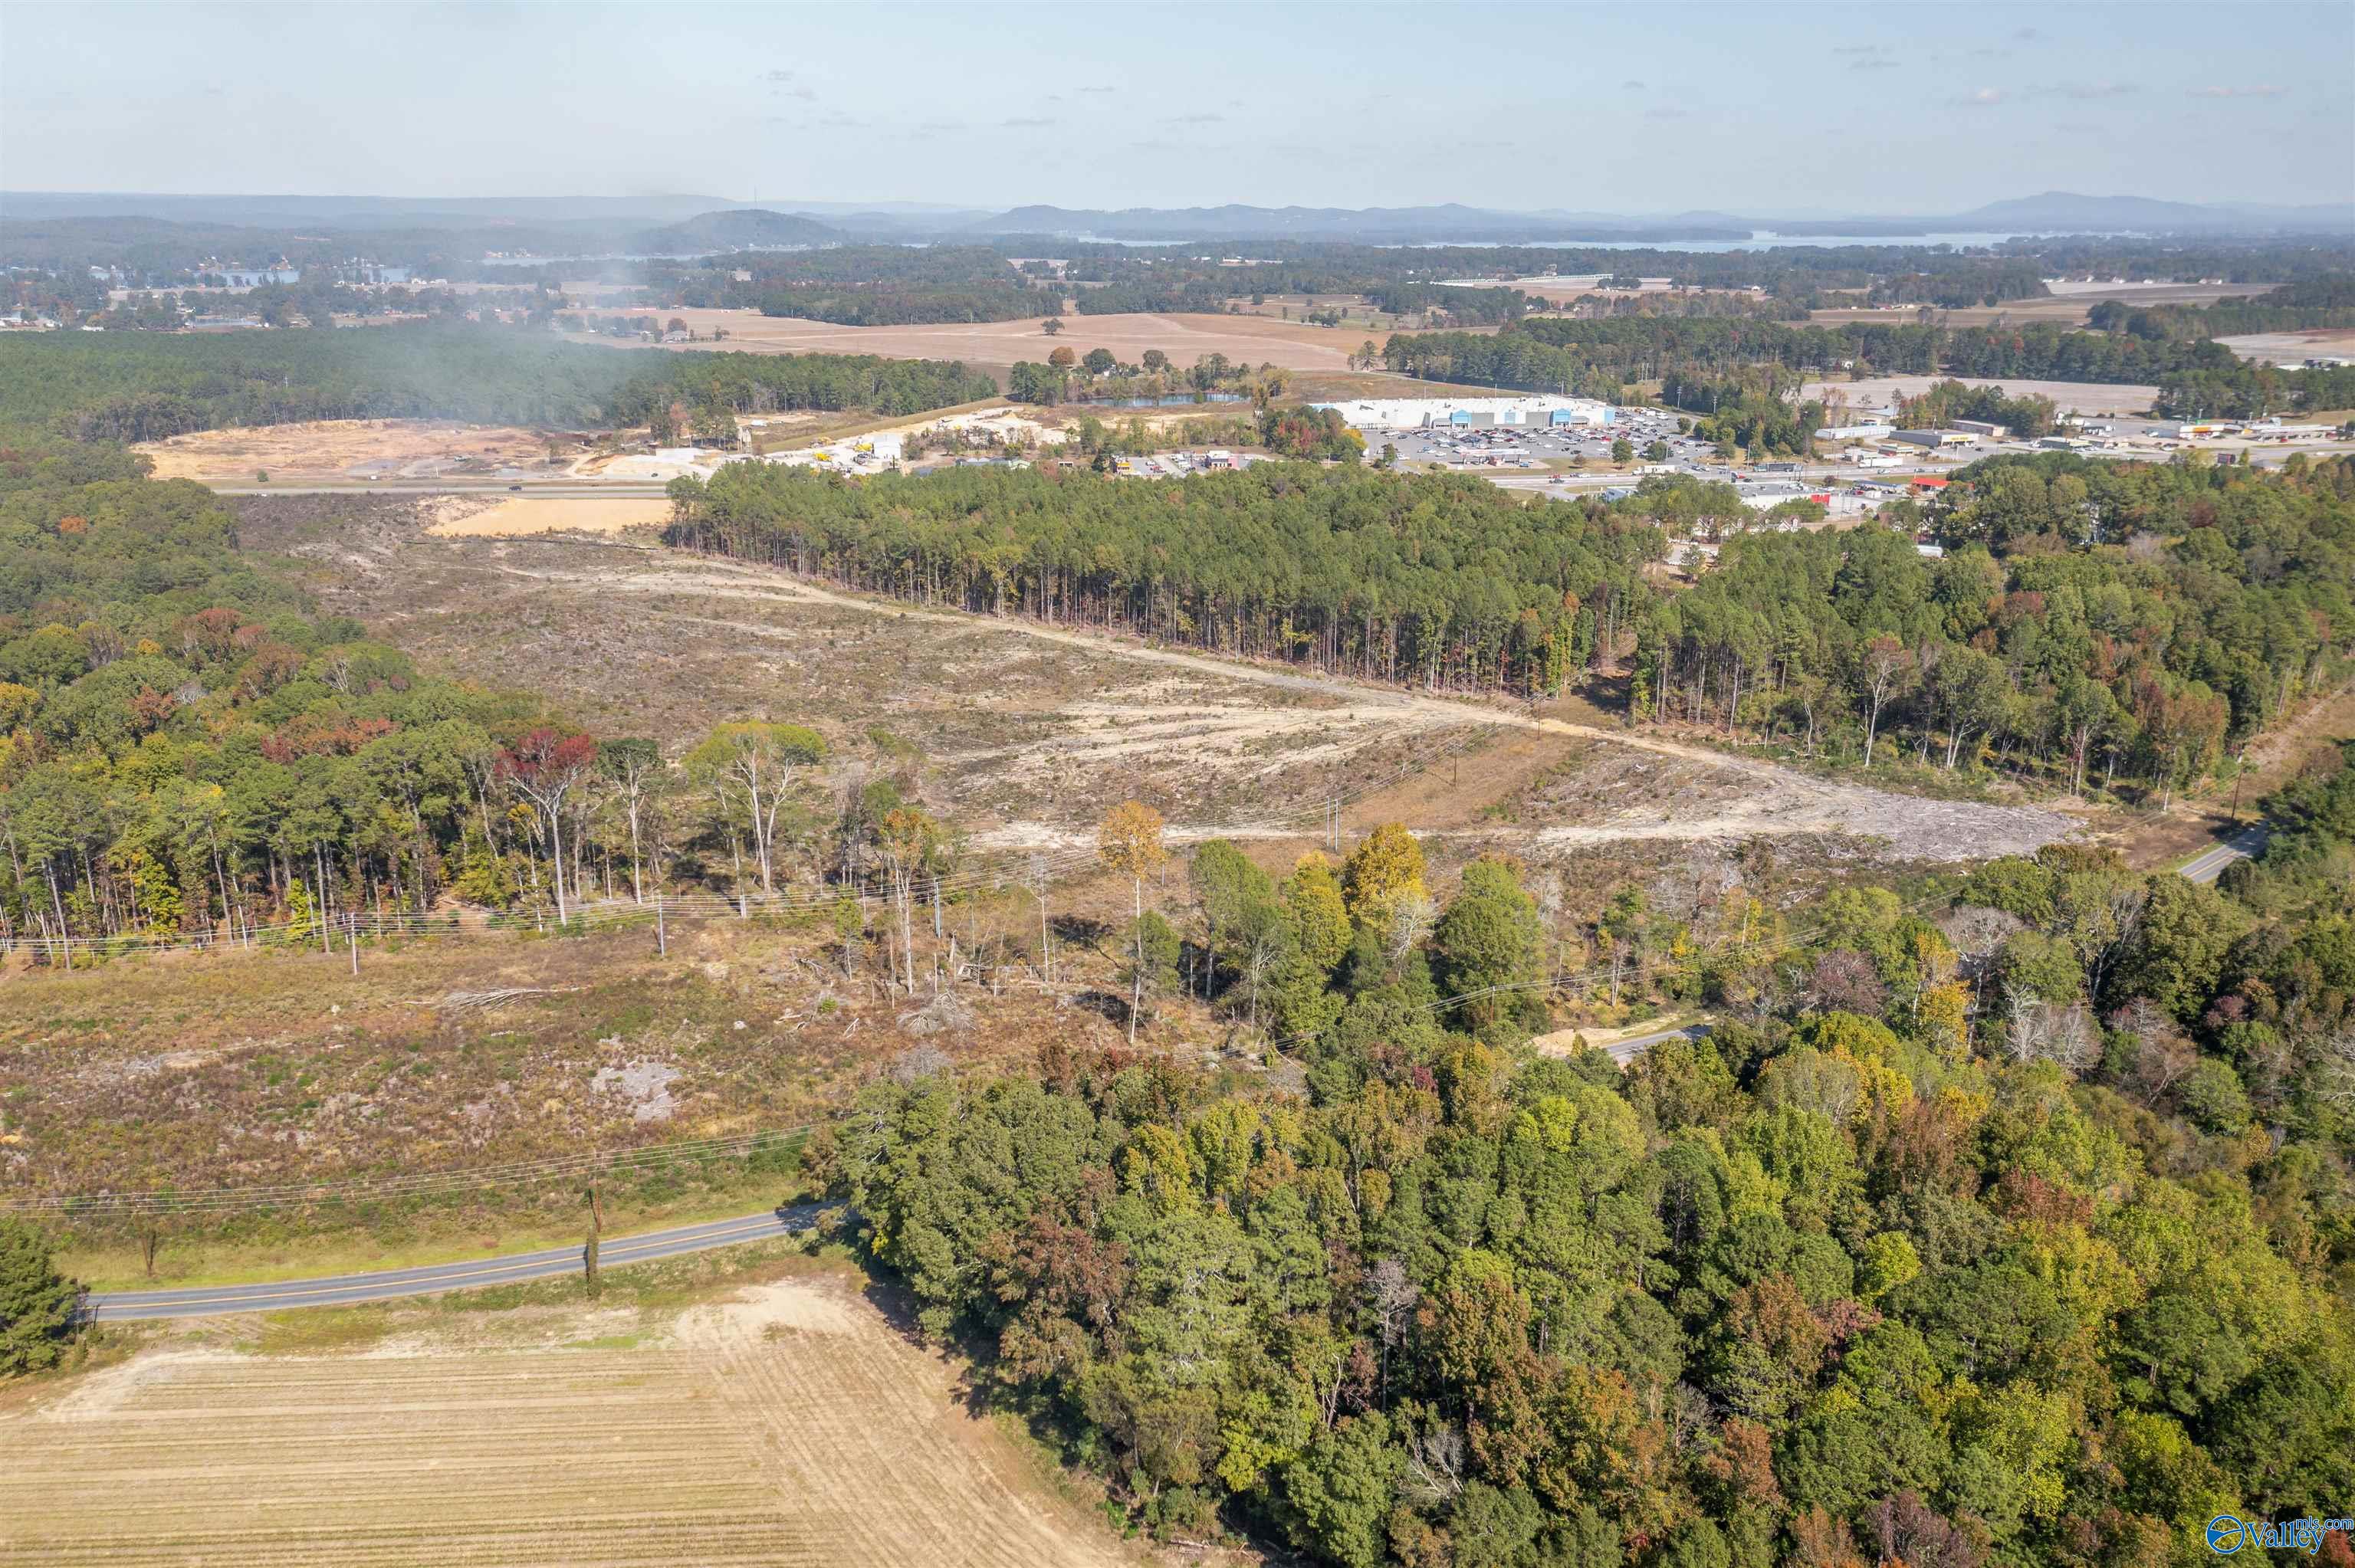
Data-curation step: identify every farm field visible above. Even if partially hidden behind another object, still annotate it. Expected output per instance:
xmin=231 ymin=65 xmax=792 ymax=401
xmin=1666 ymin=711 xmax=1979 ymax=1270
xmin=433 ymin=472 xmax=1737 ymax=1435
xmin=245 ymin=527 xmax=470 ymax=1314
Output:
xmin=0 ymin=1267 xmax=1138 ymax=1568
xmin=1799 ymin=372 xmax=2160 ymax=414
xmin=563 ymin=306 xmax=1371 ymax=376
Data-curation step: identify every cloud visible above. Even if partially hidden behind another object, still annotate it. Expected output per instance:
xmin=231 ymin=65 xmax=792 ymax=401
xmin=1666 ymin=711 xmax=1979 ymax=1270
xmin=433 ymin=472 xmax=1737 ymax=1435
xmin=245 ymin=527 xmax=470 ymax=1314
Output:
xmin=916 ymin=118 xmax=967 ymax=132
xmin=1949 ymin=87 xmax=2007 ymax=107
xmin=1851 ymin=57 xmax=1900 ymax=71
xmin=1622 ymin=78 xmax=1646 ymax=89
xmin=1001 ymin=116 xmax=1057 ymax=128
xmin=1128 ymin=138 xmax=1178 ymax=151
xmin=1165 ymin=112 xmax=1223 ymax=124
xmin=2057 ymin=80 xmax=2137 ymax=99
xmin=2188 ymin=84 xmax=2288 ymax=98
xmin=1831 ymin=44 xmax=1880 ymax=55
xmin=2014 ymin=26 xmax=2041 ymax=40
xmin=1078 ymin=85 xmax=1116 ymax=94
xmin=760 ymin=69 xmax=794 ymax=84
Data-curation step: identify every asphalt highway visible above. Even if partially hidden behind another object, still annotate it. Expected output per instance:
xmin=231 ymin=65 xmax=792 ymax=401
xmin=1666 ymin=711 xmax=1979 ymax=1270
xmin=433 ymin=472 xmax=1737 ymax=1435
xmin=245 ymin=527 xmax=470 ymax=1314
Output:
xmin=87 ymin=1203 xmax=828 ymax=1321
xmin=2178 ymin=825 xmax=2270 ymax=884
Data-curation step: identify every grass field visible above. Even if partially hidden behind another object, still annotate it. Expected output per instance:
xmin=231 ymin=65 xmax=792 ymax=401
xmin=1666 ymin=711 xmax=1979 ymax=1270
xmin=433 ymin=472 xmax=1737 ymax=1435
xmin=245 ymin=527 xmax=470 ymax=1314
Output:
xmin=0 ymin=1253 xmax=1141 ymax=1567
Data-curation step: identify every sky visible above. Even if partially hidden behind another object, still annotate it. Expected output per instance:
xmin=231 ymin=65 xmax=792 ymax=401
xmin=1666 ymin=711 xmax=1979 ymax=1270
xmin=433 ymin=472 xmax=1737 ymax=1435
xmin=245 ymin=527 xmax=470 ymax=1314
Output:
xmin=3 ymin=0 xmax=2351 ymax=214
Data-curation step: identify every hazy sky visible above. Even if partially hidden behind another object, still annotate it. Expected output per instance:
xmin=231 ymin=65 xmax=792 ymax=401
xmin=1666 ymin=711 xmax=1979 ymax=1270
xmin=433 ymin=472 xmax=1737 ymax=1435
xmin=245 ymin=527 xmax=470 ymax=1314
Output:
xmin=4 ymin=0 xmax=2350 ymax=212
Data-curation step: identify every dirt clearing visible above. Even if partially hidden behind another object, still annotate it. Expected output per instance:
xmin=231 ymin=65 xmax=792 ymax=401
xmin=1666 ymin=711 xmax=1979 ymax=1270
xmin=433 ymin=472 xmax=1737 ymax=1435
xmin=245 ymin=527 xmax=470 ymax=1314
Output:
xmin=0 ymin=1272 xmax=1137 ymax=1567
xmin=425 ymin=494 xmax=675 ymax=536
xmin=137 ymin=419 xmax=562 ymax=483
xmin=2215 ymin=328 xmax=2355 ymax=366
xmin=1802 ymin=373 xmax=2160 ymax=415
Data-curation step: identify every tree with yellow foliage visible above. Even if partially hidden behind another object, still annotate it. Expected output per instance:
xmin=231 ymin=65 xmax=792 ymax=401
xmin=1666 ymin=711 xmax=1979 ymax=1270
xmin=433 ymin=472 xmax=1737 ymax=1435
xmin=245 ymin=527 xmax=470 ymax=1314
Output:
xmin=1341 ymin=822 xmax=1427 ymax=933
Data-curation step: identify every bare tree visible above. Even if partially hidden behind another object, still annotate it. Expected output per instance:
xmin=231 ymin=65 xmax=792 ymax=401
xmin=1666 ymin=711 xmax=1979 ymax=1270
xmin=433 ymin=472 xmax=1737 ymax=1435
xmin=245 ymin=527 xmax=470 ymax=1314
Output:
xmin=496 ymin=729 xmax=599 ymax=923
xmin=2004 ymin=994 xmax=2097 ymax=1076
xmin=1856 ymin=634 xmax=1913 ymax=767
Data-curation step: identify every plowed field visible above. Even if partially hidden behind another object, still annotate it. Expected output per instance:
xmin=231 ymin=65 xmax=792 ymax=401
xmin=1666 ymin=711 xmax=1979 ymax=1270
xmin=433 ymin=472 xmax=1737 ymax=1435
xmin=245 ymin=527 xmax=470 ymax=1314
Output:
xmin=0 ymin=1279 xmax=1132 ymax=1567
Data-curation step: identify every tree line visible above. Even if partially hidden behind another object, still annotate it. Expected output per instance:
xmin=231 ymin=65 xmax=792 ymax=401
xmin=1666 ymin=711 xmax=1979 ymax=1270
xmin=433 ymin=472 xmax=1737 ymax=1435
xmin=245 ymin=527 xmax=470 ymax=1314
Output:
xmin=1630 ymin=454 xmax=2355 ymax=803
xmin=663 ymin=462 xmax=1657 ymax=695
xmin=1386 ymin=316 xmax=2355 ymax=422
xmin=0 ymin=446 xmax=990 ymax=959
xmin=0 ymin=323 xmax=999 ymax=446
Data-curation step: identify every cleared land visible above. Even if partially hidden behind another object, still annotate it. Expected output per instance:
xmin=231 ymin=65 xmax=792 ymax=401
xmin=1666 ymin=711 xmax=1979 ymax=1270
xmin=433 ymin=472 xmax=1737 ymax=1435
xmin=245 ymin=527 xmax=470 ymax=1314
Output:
xmin=236 ymin=494 xmax=2076 ymax=865
xmin=425 ymin=494 xmax=673 ymax=536
xmin=1800 ymin=372 xmax=2160 ymax=415
xmin=0 ymin=1268 xmax=1136 ymax=1568
xmin=2215 ymin=327 xmax=2355 ymax=366
xmin=565 ymin=307 xmax=1368 ymax=376
xmin=1808 ymin=280 xmax=2276 ymax=330
xmin=137 ymin=419 xmax=563 ymax=484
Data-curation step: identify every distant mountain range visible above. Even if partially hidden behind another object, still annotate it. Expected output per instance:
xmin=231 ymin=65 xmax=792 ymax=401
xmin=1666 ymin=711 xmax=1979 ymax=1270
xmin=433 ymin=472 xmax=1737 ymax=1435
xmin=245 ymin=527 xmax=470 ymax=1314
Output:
xmin=5 ymin=189 xmax=2350 ymax=245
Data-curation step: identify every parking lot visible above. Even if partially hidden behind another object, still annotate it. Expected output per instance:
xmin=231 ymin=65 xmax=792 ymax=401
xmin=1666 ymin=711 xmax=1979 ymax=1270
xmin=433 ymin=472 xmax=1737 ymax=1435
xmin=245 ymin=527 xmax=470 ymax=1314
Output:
xmin=1375 ymin=406 xmax=1698 ymax=473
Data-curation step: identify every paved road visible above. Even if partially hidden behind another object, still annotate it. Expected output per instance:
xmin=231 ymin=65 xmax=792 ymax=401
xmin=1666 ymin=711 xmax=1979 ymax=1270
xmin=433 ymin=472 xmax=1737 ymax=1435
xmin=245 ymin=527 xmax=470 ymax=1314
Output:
xmin=2179 ymin=825 xmax=2270 ymax=884
xmin=87 ymin=1204 xmax=827 ymax=1321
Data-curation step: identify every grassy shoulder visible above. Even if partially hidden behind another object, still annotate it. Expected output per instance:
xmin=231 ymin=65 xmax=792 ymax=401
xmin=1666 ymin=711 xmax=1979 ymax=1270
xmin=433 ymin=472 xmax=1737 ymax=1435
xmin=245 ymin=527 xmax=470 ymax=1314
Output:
xmin=60 ymin=1150 xmax=812 ymax=1291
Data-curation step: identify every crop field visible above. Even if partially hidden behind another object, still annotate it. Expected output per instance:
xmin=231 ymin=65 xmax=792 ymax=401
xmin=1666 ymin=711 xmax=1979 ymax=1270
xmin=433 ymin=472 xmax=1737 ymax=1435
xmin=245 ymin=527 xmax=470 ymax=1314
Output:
xmin=0 ymin=1272 xmax=1136 ymax=1567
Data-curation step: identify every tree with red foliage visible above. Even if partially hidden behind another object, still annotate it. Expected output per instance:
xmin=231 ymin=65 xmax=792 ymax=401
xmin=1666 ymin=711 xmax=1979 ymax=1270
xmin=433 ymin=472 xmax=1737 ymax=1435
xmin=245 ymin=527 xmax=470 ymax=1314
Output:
xmin=496 ymin=727 xmax=599 ymax=922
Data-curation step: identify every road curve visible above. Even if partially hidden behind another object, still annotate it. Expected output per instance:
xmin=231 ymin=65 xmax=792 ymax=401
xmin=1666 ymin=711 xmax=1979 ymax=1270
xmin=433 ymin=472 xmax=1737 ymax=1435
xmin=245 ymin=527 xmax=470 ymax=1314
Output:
xmin=87 ymin=1203 xmax=829 ymax=1321
xmin=2179 ymin=825 xmax=2269 ymax=884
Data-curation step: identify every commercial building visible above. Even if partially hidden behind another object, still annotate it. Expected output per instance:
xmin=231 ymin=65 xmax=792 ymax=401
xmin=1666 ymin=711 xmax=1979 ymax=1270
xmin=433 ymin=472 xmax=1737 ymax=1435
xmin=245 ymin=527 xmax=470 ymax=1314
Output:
xmin=1892 ymin=429 xmax=1975 ymax=449
xmin=1815 ymin=422 xmax=1894 ymax=441
xmin=1952 ymin=418 xmax=2008 ymax=439
xmin=1312 ymin=395 xmax=1614 ymax=431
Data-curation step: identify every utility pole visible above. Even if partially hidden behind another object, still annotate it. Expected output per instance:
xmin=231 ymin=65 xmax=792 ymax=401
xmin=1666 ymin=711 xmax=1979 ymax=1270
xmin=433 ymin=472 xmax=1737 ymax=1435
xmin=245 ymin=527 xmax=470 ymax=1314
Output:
xmin=655 ymin=889 xmax=667 ymax=957
xmin=583 ymin=1182 xmax=603 ymax=1295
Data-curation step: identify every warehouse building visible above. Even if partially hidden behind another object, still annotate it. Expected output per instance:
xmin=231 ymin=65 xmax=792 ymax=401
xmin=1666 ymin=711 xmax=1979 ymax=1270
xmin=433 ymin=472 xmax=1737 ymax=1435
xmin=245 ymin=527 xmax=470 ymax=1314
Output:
xmin=1952 ymin=418 xmax=2008 ymax=439
xmin=1891 ymin=429 xmax=1976 ymax=448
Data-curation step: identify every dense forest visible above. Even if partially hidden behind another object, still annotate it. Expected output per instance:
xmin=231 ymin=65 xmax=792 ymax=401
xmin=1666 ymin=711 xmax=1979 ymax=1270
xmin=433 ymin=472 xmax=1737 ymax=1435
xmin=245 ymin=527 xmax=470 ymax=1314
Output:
xmin=823 ymin=779 xmax=2355 ymax=1562
xmin=664 ymin=463 xmax=1658 ymax=692
xmin=0 ymin=324 xmax=997 ymax=444
xmin=1381 ymin=317 xmax=2355 ymax=418
xmin=1634 ymin=454 xmax=2355 ymax=803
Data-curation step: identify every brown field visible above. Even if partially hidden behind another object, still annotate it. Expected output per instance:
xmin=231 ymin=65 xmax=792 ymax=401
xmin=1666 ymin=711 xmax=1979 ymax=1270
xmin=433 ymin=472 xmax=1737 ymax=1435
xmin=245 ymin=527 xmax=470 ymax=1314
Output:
xmin=1801 ymin=373 xmax=2160 ymax=415
xmin=565 ymin=307 xmax=1375 ymax=376
xmin=0 ymin=1265 xmax=1141 ymax=1568
xmin=426 ymin=494 xmax=675 ymax=536
xmin=2215 ymin=328 xmax=2355 ymax=366
xmin=1808 ymin=280 xmax=2276 ymax=331
xmin=137 ymin=419 xmax=565 ymax=483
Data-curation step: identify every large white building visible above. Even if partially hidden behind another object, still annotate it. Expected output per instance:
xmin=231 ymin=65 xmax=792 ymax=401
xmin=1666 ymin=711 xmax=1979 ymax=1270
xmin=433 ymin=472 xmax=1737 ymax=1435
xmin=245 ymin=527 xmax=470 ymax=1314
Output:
xmin=1312 ymin=395 xmax=1616 ymax=431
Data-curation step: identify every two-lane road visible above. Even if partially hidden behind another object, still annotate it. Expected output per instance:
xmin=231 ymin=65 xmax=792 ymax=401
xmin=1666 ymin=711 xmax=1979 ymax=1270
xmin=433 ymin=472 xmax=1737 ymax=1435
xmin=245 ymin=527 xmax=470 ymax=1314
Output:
xmin=2179 ymin=825 xmax=2270 ymax=884
xmin=88 ymin=1204 xmax=828 ymax=1320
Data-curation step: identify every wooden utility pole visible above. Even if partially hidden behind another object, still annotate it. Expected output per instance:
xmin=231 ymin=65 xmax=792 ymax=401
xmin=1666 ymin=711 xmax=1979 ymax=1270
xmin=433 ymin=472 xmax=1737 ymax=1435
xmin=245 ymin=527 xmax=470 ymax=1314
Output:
xmin=583 ymin=1182 xmax=603 ymax=1294
xmin=655 ymin=890 xmax=667 ymax=956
